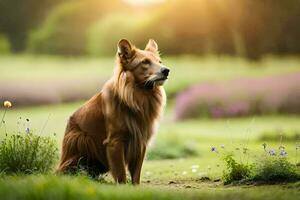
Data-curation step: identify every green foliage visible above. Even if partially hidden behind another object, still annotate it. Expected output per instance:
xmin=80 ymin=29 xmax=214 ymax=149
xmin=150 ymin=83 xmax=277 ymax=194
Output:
xmin=252 ymin=157 xmax=300 ymax=183
xmin=27 ymin=1 xmax=92 ymax=55
xmin=2 ymin=0 xmax=300 ymax=56
xmin=87 ymin=14 xmax=147 ymax=56
xmin=258 ymin=129 xmax=300 ymax=142
xmin=147 ymin=139 xmax=198 ymax=160
xmin=0 ymin=34 xmax=10 ymax=54
xmin=0 ymin=175 xmax=299 ymax=200
xmin=0 ymin=0 xmax=62 ymax=51
xmin=27 ymin=0 xmax=123 ymax=55
xmin=143 ymin=0 xmax=300 ymax=58
xmin=220 ymin=144 xmax=300 ymax=184
xmin=0 ymin=132 xmax=58 ymax=174
xmin=222 ymin=154 xmax=253 ymax=184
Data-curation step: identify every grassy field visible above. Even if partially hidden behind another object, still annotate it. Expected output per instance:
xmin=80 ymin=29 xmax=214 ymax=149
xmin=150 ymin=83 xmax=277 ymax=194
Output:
xmin=1 ymin=55 xmax=300 ymax=199
xmin=1 ymin=55 xmax=300 ymax=97
xmin=0 ymin=175 xmax=299 ymax=200
xmin=1 ymin=102 xmax=300 ymax=198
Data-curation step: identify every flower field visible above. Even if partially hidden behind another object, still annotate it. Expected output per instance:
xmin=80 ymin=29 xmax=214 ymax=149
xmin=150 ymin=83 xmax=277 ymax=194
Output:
xmin=175 ymin=72 xmax=300 ymax=120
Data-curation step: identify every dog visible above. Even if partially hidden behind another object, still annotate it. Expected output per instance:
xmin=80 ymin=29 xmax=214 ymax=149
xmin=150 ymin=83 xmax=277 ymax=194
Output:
xmin=57 ymin=39 xmax=169 ymax=184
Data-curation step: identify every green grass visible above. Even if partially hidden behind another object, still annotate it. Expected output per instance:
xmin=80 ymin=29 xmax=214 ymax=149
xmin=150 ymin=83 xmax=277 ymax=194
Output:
xmin=0 ymin=175 xmax=299 ymax=200
xmin=0 ymin=56 xmax=113 ymax=81
xmin=2 ymin=101 xmax=300 ymax=140
xmin=1 ymin=102 xmax=299 ymax=175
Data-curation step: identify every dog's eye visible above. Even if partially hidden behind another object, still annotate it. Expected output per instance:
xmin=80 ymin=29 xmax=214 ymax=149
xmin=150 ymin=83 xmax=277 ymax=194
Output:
xmin=142 ymin=59 xmax=151 ymax=65
xmin=159 ymin=60 xmax=162 ymax=64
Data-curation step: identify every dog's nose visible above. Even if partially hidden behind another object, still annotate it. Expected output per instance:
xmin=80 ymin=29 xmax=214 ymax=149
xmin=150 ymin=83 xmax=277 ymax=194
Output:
xmin=161 ymin=67 xmax=170 ymax=76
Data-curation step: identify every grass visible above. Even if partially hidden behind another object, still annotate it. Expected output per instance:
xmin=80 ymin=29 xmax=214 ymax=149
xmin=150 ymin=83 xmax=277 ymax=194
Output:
xmin=2 ymin=101 xmax=300 ymax=140
xmin=0 ymin=133 xmax=58 ymax=174
xmin=1 ymin=102 xmax=300 ymax=170
xmin=1 ymin=102 xmax=300 ymax=162
xmin=0 ymin=175 xmax=299 ymax=200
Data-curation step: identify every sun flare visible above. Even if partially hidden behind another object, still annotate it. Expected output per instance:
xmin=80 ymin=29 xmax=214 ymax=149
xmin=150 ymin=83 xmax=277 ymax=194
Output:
xmin=123 ymin=0 xmax=165 ymax=6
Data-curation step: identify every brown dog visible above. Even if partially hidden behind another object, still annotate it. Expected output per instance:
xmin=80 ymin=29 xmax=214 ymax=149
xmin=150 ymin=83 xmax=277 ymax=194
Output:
xmin=57 ymin=39 xmax=169 ymax=184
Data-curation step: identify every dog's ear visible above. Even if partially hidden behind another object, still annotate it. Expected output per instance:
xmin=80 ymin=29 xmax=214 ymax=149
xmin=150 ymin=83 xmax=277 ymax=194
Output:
xmin=117 ymin=39 xmax=134 ymax=61
xmin=145 ymin=39 xmax=158 ymax=53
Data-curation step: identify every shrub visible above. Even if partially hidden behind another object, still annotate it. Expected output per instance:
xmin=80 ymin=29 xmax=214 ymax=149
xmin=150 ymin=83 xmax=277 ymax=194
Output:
xmin=213 ymin=141 xmax=300 ymax=184
xmin=87 ymin=13 xmax=146 ymax=56
xmin=86 ymin=12 xmax=175 ymax=57
xmin=0 ymin=100 xmax=58 ymax=174
xmin=0 ymin=133 xmax=58 ymax=174
xmin=27 ymin=0 xmax=123 ymax=55
xmin=252 ymin=157 xmax=300 ymax=183
xmin=0 ymin=132 xmax=58 ymax=174
xmin=175 ymin=72 xmax=300 ymax=120
xmin=222 ymin=154 xmax=253 ymax=184
xmin=147 ymin=137 xmax=198 ymax=160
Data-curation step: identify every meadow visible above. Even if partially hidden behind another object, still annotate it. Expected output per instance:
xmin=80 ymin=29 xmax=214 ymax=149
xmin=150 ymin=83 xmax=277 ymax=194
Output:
xmin=1 ymin=55 xmax=300 ymax=105
xmin=1 ymin=55 xmax=300 ymax=199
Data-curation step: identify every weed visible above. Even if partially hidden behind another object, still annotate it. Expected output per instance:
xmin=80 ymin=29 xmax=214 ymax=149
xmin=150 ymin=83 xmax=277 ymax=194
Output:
xmin=251 ymin=156 xmax=300 ymax=183
xmin=0 ymin=132 xmax=58 ymax=174
xmin=222 ymin=154 xmax=253 ymax=184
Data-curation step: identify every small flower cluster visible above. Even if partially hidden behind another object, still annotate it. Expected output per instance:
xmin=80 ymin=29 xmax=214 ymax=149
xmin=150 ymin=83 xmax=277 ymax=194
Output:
xmin=263 ymin=143 xmax=288 ymax=157
xmin=210 ymin=144 xmax=225 ymax=154
xmin=209 ymin=140 xmax=300 ymax=184
xmin=268 ymin=149 xmax=276 ymax=156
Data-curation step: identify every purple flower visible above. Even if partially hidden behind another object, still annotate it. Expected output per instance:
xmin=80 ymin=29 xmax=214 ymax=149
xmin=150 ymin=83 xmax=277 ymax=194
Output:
xmin=268 ymin=149 xmax=276 ymax=156
xmin=25 ymin=128 xmax=30 ymax=134
xmin=174 ymin=73 xmax=300 ymax=120
xmin=279 ymin=149 xmax=287 ymax=157
xmin=211 ymin=147 xmax=217 ymax=152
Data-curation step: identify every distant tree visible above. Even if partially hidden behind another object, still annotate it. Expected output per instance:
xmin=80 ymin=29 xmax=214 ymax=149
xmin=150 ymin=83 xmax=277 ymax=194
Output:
xmin=144 ymin=0 xmax=300 ymax=58
xmin=0 ymin=0 xmax=63 ymax=52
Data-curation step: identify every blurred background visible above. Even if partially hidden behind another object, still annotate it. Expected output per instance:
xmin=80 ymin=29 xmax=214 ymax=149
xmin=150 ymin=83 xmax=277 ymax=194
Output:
xmin=0 ymin=0 xmax=300 ymax=169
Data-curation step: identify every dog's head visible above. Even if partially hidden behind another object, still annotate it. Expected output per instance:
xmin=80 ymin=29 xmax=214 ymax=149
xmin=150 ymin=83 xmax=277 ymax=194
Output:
xmin=117 ymin=39 xmax=170 ymax=89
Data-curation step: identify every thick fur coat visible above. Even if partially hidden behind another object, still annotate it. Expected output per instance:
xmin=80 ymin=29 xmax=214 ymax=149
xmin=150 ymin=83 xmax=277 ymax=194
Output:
xmin=57 ymin=39 xmax=169 ymax=184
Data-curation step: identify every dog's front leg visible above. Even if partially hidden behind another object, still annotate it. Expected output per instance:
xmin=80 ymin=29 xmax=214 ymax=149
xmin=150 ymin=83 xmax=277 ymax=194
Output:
xmin=106 ymin=138 xmax=126 ymax=183
xmin=129 ymin=145 xmax=146 ymax=185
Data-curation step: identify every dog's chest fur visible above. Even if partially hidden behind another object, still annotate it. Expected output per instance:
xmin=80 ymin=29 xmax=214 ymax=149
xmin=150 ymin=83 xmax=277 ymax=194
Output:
xmin=105 ymin=85 xmax=165 ymax=144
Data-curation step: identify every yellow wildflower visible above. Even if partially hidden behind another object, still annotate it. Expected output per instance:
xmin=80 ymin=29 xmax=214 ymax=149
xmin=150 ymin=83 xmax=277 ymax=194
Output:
xmin=3 ymin=101 xmax=12 ymax=108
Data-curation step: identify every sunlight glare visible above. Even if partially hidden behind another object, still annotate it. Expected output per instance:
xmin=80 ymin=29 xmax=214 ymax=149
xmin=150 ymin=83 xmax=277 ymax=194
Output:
xmin=123 ymin=0 xmax=165 ymax=6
